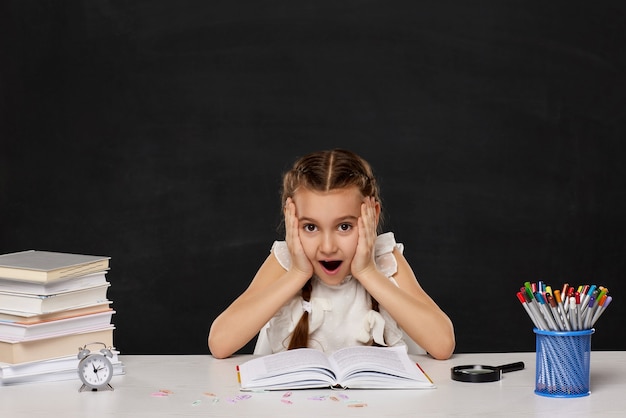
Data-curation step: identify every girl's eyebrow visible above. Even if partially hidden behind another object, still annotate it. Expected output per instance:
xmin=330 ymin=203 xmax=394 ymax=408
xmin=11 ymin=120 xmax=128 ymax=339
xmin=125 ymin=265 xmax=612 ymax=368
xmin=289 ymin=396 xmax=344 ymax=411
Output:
xmin=298 ymin=215 xmax=359 ymax=224
xmin=337 ymin=216 xmax=359 ymax=223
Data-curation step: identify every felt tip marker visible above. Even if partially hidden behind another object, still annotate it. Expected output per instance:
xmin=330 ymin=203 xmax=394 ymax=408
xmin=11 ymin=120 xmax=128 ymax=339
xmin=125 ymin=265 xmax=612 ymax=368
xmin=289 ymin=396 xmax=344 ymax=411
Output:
xmin=561 ymin=284 xmax=570 ymax=313
xmin=591 ymin=295 xmax=612 ymax=327
xmin=575 ymin=292 xmax=582 ymax=330
xmin=565 ymin=287 xmax=575 ymax=317
xmin=524 ymin=282 xmax=534 ymax=300
xmin=546 ymin=293 xmax=564 ymax=331
xmin=525 ymin=291 xmax=549 ymax=330
xmin=552 ymin=289 xmax=571 ymax=331
xmin=583 ymin=296 xmax=595 ymax=329
xmin=535 ymin=292 xmax=559 ymax=331
xmin=569 ymin=297 xmax=578 ymax=330
xmin=581 ymin=284 xmax=597 ymax=314
xmin=517 ymin=291 xmax=540 ymax=329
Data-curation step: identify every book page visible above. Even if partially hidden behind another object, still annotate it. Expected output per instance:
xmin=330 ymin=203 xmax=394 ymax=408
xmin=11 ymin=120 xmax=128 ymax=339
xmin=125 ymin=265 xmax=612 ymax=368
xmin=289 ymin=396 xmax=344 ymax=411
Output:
xmin=238 ymin=348 xmax=336 ymax=390
xmin=261 ymin=348 xmax=332 ymax=375
xmin=331 ymin=345 xmax=406 ymax=373
xmin=329 ymin=345 xmax=434 ymax=387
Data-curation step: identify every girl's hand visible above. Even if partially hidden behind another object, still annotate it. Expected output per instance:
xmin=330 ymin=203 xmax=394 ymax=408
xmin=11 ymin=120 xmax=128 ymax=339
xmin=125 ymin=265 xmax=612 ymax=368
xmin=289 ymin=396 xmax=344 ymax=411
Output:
xmin=351 ymin=196 xmax=379 ymax=280
xmin=284 ymin=198 xmax=314 ymax=280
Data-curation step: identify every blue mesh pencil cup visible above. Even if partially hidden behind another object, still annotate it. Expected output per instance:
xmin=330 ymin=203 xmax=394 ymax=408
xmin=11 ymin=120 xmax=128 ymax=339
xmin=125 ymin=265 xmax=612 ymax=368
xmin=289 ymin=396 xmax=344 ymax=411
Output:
xmin=534 ymin=328 xmax=594 ymax=397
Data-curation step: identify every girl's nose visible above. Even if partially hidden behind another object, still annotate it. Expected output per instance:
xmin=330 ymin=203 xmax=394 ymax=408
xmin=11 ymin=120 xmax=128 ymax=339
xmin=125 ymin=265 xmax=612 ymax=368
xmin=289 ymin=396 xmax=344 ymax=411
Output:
xmin=319 ymin=232 xmax=337 ymax=254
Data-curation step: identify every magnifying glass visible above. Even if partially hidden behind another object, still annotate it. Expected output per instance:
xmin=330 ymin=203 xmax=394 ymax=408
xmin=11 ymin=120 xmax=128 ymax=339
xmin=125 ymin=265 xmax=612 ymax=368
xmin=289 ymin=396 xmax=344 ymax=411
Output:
xmin=451 ymin=361 xmax=525 ymax=383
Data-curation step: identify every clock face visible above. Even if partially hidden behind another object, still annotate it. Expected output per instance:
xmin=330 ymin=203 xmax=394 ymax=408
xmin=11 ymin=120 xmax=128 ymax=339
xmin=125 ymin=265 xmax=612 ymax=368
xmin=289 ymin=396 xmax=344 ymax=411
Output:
xmin=79 ymin=354 xmax=113 ymax=389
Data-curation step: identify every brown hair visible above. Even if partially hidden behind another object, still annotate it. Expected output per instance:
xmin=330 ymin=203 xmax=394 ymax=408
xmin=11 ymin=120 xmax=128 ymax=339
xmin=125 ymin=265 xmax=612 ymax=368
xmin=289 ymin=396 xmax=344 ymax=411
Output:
xmin=281 ymin=149 xmax=381 ymax=215
xmin=282 ymin=149 xmax=382 ymax=350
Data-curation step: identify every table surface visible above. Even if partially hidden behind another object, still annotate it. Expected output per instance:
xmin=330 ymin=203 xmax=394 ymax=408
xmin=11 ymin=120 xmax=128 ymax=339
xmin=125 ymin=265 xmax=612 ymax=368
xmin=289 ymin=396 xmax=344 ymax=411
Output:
xmin=1 ymin=351 xmax=624 ymax=417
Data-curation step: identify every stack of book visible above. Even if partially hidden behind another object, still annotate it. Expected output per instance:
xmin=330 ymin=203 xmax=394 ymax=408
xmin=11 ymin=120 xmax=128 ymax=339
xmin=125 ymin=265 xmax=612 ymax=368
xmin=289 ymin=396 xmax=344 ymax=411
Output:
xmin=0 ymin=250 xmax=125 ymax=385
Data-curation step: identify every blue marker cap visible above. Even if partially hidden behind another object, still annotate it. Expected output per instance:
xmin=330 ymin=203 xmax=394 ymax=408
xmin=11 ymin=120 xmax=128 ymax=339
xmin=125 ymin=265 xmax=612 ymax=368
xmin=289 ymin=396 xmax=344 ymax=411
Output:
xmin=534 ymin=292 xmax=545 ymax=304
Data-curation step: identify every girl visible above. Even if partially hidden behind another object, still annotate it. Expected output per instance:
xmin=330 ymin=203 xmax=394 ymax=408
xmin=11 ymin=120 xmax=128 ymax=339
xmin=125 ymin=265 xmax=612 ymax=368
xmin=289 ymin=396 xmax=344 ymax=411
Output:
xmin=208 ymin=149 xmax=455 ymax=360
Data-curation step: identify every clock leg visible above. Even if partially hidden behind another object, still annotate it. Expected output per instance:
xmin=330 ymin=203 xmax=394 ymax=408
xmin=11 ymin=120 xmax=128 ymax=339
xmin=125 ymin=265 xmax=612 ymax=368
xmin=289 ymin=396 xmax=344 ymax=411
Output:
xmin=78 ymin=383 xmax=114 ymax=392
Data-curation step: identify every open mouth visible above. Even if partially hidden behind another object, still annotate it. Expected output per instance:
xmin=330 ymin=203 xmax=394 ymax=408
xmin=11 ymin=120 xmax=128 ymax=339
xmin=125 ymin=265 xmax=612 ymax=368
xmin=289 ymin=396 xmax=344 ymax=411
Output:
xmin=320 ymin=260 xmax=342 ymax=272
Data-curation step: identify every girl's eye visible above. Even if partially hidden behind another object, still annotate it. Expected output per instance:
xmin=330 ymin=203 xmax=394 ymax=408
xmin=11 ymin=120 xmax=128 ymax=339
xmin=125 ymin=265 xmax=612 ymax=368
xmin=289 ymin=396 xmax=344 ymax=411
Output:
xmin=338 ymin=223 xmax=352 ymax=232
xmin=303 ymin=224 xmax=317 ymax=232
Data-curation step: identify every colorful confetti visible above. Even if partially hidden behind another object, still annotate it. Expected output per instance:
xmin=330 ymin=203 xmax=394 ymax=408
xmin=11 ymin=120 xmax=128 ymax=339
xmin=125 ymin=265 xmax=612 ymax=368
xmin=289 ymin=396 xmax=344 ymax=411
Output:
xmin=280 ymin=391 xmax=293 ymax=404
xmin=150 ymin=389 xmax=174 ymax=397
xmin=226 ymin=394 xmax=253 ymax=404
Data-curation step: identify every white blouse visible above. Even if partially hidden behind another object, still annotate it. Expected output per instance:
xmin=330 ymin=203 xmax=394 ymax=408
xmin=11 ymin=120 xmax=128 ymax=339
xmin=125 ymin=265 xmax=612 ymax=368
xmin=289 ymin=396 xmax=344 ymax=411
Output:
xmin=254 ymin=232 xmax=425 ymax=355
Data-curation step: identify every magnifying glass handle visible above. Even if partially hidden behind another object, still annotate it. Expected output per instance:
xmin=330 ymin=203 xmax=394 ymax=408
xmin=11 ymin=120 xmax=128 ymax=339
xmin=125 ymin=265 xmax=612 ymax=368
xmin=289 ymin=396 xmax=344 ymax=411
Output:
xmin=498 ymin=362 xmax=525 ymax=373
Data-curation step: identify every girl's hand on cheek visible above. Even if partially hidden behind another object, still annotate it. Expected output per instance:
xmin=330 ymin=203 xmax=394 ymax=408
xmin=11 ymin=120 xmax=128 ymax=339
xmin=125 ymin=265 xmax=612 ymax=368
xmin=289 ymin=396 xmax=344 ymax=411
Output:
xmin=284 ymin=198 xmax=314 ymax=280
xmin=351 ymin=197 xmax=378 ymax=280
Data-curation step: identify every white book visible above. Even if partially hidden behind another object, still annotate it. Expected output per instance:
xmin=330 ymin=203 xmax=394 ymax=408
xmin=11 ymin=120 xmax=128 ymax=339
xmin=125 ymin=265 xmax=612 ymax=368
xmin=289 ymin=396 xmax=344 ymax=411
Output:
xmin=0 ymin=271 xmax=108 ymax=296
xmin=0 ymin=327 xmax=114 ymax=364
xmin=0 ymin=284 xmax=110 ymax=314
xmin=0 ymin=363 xmax=126 ymax=386
xmin=0 ymin=250 xmax=110 ymax=283
xmin=0 ymin=310 xmax=114 ymax=342
xmin=0 ymin=303 xmax=112 ymax=324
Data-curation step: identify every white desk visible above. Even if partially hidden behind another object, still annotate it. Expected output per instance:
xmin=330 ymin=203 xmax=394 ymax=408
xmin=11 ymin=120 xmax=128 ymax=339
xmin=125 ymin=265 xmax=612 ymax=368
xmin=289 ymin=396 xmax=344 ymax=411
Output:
xmin=1 ymin=351 xmax=624 ymax=417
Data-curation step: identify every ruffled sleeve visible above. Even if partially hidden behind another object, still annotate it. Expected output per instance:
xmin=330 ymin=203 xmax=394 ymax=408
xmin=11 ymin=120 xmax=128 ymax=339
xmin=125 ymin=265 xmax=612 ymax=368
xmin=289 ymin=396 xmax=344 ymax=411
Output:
xmin=374 ymin=232 xmax=403 ymax=279
xmin=271 ymin=241 xmax=291 ymax=270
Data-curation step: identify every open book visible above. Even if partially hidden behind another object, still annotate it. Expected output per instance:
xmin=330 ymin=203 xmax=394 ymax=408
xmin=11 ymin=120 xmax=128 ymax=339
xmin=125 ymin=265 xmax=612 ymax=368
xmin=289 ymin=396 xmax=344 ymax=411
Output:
xmin=237 ymin=345 xmax=435 ymax=391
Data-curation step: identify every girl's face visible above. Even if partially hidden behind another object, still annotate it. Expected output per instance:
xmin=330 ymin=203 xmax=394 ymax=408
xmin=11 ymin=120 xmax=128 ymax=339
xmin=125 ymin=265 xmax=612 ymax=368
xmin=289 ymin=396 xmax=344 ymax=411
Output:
xmin=292 ymin=186 xmax=372 ymax=286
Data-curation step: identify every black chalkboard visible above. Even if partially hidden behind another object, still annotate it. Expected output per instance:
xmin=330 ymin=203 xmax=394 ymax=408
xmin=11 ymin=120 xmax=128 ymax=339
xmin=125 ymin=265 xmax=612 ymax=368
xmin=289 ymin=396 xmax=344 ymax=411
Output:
xmin=2 ymin=1 xmax=625 ymax=355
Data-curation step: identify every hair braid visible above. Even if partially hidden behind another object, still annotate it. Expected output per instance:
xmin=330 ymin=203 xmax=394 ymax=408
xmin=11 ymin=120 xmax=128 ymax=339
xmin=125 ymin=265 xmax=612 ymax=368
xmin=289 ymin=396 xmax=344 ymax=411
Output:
xmin=287 ymin=279 xmax=312 ymax=350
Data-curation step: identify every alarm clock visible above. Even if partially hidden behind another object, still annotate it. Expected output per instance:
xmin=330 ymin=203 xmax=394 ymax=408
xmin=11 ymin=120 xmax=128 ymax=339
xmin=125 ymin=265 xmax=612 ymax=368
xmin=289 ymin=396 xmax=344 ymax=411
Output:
xmin=77 ymin=342 xmax=115 ymax=392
